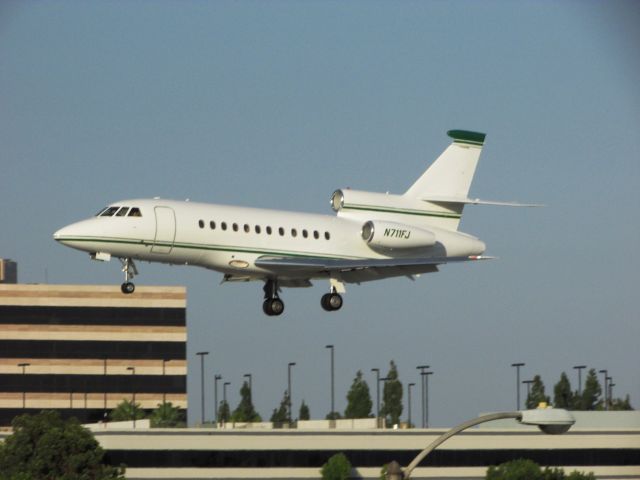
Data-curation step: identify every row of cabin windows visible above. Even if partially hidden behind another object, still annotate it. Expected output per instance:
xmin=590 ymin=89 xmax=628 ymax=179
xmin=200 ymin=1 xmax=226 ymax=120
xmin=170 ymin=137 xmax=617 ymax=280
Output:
xmin=198 ymin=219 xmax=331 ymax=240
xmin=96 ymin=206 xmax=142 ymax=217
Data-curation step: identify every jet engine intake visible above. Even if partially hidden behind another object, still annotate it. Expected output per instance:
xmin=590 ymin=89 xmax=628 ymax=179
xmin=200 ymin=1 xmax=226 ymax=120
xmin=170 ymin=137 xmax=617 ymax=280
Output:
xmin=361 ymin=221 xmax=436 ymax=250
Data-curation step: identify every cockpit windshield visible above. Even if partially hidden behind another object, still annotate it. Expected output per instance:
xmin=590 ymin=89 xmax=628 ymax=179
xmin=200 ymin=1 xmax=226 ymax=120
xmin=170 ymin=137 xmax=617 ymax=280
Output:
xmin=96 ymin=206 xmax=142 ymax=217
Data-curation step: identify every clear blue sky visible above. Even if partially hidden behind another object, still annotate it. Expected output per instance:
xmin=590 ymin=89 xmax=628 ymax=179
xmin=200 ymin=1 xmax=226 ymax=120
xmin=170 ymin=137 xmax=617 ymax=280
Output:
xmin=1 ymin=1 xmax=638 ymax=426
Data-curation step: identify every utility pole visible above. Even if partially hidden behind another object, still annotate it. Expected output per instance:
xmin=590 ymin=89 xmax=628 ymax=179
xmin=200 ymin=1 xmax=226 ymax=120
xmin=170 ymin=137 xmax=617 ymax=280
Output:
xmin=214 ymin=374 xmax=222 ymax=425
xmin=511 ymin=363 xmax=525 ymax=410
xmin=416 ymin=365 xmax=429 ymax=428
xmin=196 ymin=351 xmax=209 ymax=425
xmin=407 ymin=383 xmax=415 ymax=428
xmin=573 ymin=365 xmax=587 ymax=395
xmin=371 ymin=368 xmax=380 ymax=422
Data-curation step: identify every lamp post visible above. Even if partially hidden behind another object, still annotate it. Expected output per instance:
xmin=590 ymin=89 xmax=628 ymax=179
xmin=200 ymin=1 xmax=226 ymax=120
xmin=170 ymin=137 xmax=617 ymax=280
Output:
xmin=511 ymin=363 xmax=525 ymax=410
xmin=126 ymin=366 xmax=136 ymax=428
xmin=103 ymin=357 xmax=108 ymax=419
xmin=17 ymin=363 xmax=29 ymax=409
xmin=394 ymin=408 xmax=575 ymax=479
xmin=223 ymin=381 xmax=230 ymax=423
xmin=609 ymin=381 xmax=615 ymax=405
xmin=162 ymin=359 xmax=169 ymax=405
xmin=214 ymin=374 xmax=222 ymax=425
xmin=599 ymin=369 xmax=608 ymax=410
xmin=288 ymin=362 xmax=296 ymax=424
xmin=423 ymin=371 xmax=433 ymax=428
xmin=573 ymin=365 xmax=587 ymax=395
xmin=244 ymin=373 xmax=252 ymax=405
xmin=407 ymin=383 xmax=415 ymax=428
xmin=325 ymin=345 xmax=335 ymax=420
xmin=371 ymin=368 xmax=380 ymax=423
xmin=196 ymin=351 xmax=209 ymax=425
xmin=606 ymin=376 xmax=612 ymax=409
xmin=416 ymin=365 xmax=429 ymax=428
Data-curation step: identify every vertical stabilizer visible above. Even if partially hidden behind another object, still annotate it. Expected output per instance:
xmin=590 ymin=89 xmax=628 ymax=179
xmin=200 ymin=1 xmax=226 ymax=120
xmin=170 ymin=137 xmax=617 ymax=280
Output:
xmin=404 ymin=130 xmax=485 ymax=200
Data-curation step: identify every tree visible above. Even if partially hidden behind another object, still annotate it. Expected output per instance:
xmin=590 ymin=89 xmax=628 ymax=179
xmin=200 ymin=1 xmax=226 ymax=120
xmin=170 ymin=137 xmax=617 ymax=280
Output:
xmin=299 ymin=400 xmax=310 ymax=421
xmin=579 ymin=368 xmax=602 ymax=410
xmin=217 ymin=400 xmax=231 ymax=424
xmin=0 ymin=410 xmax=125 ymax=480
xmin=149 ymin=402 xmax=186 ymax=428
xmin=344 ymin=370 xmax=373 ymax=419
xmin=320 ymin=452 xmax=351 ymax=480
xmin=526 ymin=375 xmax=550 ymax=409
xmin=110 ymin=399 xmax=145 ymax=422
xmin=610 ymin=394 xmax=634 ymax=411
xmin=231 ymin=381 xmax=261 ymax=423
xmin=380 ymin=360 xmax=403 ymax=427
xmin=486 ymin=458 xmax=595 ymax=480
xmin=553 ymin=372 xmax=574 ymax=409
xmin=270 ymin=391 xmax=289 ymax=424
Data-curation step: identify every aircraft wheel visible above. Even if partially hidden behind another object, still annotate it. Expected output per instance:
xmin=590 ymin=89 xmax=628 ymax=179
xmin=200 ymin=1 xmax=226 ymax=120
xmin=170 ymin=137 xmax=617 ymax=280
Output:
xmin=121 ymin=282 xmax=135 ymax=294
xmin=321 ymin=293 xmax=342 ymax=311
xmin=263 ymin=298 xmax=284 ymax=316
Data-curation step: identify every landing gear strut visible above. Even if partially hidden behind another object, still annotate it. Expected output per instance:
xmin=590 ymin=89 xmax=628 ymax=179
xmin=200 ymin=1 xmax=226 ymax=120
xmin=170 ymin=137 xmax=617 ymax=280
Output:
xmin=321 ymin=288 xmax=343 ymax=312
xmin=120 ymin=258 xmax=138 ymax=294
xmin=262 ymin=278 xmax=284 ymax=316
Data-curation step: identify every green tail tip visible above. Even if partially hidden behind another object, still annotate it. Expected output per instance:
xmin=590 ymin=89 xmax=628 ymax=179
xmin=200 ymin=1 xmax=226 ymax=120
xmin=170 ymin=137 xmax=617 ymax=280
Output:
xmin=447 ymin=130 xmax=486 ymax=146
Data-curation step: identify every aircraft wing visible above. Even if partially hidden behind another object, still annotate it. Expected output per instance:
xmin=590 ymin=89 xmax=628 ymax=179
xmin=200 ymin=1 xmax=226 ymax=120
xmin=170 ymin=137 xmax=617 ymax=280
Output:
xmin=255 ymin=254 xmax=494 ymax=273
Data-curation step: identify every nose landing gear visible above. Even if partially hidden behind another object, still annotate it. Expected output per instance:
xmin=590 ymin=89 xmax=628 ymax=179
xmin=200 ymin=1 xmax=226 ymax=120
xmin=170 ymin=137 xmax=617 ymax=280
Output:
xmin=120 ymin=258 xmax=138 ymax=295
xmin=262 ymin=278 xmax=284 ymax=316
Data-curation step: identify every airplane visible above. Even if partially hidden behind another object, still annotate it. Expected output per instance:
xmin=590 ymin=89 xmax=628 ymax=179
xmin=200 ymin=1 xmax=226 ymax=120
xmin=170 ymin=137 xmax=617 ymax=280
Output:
xmin=54 ymin=130 xmax=536 ymax=316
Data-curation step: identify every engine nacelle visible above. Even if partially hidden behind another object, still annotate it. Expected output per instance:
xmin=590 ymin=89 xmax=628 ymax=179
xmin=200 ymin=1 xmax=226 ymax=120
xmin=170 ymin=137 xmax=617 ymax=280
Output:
xmin=361 ymin=220 xmax=437 ymax=250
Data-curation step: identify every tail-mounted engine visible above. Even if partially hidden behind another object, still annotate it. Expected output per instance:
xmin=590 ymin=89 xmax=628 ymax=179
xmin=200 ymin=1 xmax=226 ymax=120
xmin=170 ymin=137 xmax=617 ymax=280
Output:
xmin=361 ymin=220 xmax=436 ymax=251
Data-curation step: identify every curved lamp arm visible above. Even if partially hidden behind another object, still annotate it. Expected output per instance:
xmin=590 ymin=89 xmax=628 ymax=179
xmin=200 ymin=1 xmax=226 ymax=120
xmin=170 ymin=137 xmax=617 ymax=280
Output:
xmin=403 ymin=411 xmax=522 ymax=479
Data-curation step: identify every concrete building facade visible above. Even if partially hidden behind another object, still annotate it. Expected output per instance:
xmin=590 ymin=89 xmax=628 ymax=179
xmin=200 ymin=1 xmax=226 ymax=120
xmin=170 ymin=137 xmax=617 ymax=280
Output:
xmin=0 ymin=284 xmax=187 ymax=425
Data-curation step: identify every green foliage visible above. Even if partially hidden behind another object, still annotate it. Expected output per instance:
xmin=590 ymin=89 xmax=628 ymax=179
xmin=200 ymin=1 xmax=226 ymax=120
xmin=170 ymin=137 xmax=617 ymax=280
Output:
xmin=0 ymin=410 xmax=124 ymax=480
xmin=486 ymin=458 xmax=595 ymax=480
xmin=299 ymin=400 xmax=310 ymax=421
xmin=579 ymin=369 xmax=602 ymax=410
xmin=109 ymin=399 xmax=145 ymax=422
xmin=270 ymin=391 xmax=289 ymax=424
xmin=320 ymin=452 xmax=351 ymax=480
xmin=217 ymin=400 xmax=231 ymax=423
xmin=380 ymin=360 xmax=403 ymax=427
xmin=149 ymin=402 xmax=186 ymax=428
xmin=610 ymin=394 xmax=633 ymax=411
xmin=553 ymin=372 xmax=574 ymax=409
xmin=344 ymin=370 xmax=373 ymax=419
xmin=325 ymin=411 xmax=342 ymax=420
xmin=486 ymin=458 xmax=542 ymax=480
xmin=231 ymin=381 xmax=261 ymax=423
xmin=525 ymin=375 xmax=550 ymax=409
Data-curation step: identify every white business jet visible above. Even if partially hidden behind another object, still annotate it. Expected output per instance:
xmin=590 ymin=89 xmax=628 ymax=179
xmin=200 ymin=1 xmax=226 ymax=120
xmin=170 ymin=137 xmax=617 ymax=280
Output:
xmin=54 ymin=130 xmax=534 ymax=316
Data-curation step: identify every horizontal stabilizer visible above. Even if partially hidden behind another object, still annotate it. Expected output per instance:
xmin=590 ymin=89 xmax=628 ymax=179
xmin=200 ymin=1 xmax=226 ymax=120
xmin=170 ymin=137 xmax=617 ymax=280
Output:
xmin=421 ymin=195 xmax=544 ymax=207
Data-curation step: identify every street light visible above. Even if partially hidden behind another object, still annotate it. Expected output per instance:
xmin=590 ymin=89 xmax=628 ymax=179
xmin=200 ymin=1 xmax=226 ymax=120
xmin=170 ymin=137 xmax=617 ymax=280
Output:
xmin=325 ymin=345 xmax=335 ymax=420
xmin=244 ymin=373 xmax=252 ymax=405
xmin=523 ymin=379 xmax=534 ymax=400
xmin=511 ymin=363 xmax=525 ymax=410
xmin=416 ymin=365 xmax=429 ymax=428
xmin=371 ymin=368 xmax=380 ymax=422
xmin=196 ymin=351 xmax=209 ymax=425
xmin=103 ymin=357 xmax=108 ymax=420
xmin=573 ymin=365 xmax=587 ymax=395
xmin=394 ymin=407 xmax=575 ymax=479
xmin=422 ymin=371 xmax=433 ymax=428
xmin=214 ymin=374 xmax=222 ymax=425
xmin=599 ymin=369 xmax=608 ymax=410
xmin=162 ymin=359 xmax=170 ymax=405
xmin=606 ymin=376 xmax=613 ymax=409
xmin=288 ymin=362 xmax=296 ymax=424
xmin=17 ymin=363 xmax=29 ymax=409
xmin=407 ymin=383 xmax=415 ymax=428
xmin=223 ymin=381 xmax=231 ymax=423
xmin=126 ymin=366 xmax=136 ymax=428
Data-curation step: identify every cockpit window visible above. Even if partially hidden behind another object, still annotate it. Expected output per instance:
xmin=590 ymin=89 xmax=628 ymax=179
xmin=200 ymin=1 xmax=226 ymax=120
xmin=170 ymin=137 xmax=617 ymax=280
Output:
xmin=115 ymin=207 xmax=130 ymax=217
xmin=100 ymin=206 xmax=120 ymax=217
xmin=95 ymin=207 xmax=108 ymax=216
xmin=128 ymin=208 xmax=142 ymax=217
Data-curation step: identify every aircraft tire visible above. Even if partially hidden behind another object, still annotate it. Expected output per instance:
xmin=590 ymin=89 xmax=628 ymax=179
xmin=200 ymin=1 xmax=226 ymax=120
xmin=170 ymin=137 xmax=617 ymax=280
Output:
xmin=321 ymin=293 xmax=342 ymax=311
xmin=121 ymin=282 xmax=135 ymax=294
xmin=263 ymin=298 xmax=284 ymax=316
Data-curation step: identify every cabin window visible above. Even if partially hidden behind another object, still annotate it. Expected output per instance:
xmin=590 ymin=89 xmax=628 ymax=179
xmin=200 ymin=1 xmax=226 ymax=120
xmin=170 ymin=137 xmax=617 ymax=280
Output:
xmin=302 ymin=229 xmax=308 ymax=238
xmin=266 ymin=226 xmax=272 ymax=235
xmin=255 ymin=225 xmax=261 ymax=234
xmin=244 ymin=224 xmax=250 ymax=233
xmin=291 ymin=228 xmax=297 ymax=238
xmin=128 ymin=208 xmax=142 ymax=217
xmin=313 ymin=230 xmax=320 ymax=239
xmin=233 ymin=223 xmax=239 ymax=232
xmin=198 ymin=220 xmax=205 ymax=228
xmin=115 ymin=207 xmax=129 ymax=217
xmin=210 ymin=221 xmax=216 ymax=230
xmin=100 ymin=207 xmax=120 ymax=217
xmin=221 ymin=222 xmax=227 ymax=231
xmin=278 ymin=227 xmax=285 ymax=236
xmin=325 ymin=231 xmax=331 ymax=240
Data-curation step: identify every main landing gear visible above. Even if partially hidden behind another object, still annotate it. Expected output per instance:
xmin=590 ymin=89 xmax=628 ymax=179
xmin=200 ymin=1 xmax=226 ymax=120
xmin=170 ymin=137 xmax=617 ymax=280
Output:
xmin=120 ymin=258 xmax=138 ymax=295
xmin=321 ymin=289 xmax=343 ymax=312
xmin=263 ymin=279 xmax=285 ymax=316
